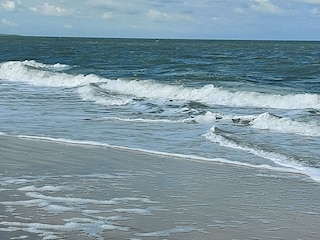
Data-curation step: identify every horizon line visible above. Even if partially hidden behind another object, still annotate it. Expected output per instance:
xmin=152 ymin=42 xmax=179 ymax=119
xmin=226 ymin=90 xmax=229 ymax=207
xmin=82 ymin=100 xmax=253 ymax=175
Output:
xmin=1 ymin=33 xmax=319 ymax=42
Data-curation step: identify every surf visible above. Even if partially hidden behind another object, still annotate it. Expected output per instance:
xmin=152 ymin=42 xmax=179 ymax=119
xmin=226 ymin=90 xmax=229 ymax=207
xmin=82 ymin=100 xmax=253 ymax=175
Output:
xmin=1 ymin=60 xmax=320 ymax=110
xmin=204 ymin=126 xmax=320 ymax=183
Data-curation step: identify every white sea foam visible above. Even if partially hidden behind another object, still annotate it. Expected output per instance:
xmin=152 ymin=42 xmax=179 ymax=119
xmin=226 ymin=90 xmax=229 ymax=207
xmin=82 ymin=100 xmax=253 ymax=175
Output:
xmin=77 ymin=84 xmax=132 ymax=106
xmin=204 ymin=126 xmax=293 ymax=165
xmin=3 ymin=132 xmax=320 ymax=183
xmin=111 ymin=197 xmax=156 ymax=204
xmin=0 ymin=177 xmax=41 ymax=186
xmin=22 ymin=192 xmax=114 ymax=205
xmin=113 ymin=208 xmax=152 ymax=216
xmin=101 ymin=116 xmax=187 ymax=123
xmin=42 ymin=204 xmax=76 ymax=214
xmin=1 ymin=198 xmax=50 ymax=208
xmin=76 ymin=173 xmax=124 ymax=179
xmin=0 ymin=226 xmax=21 ymax=232
xmin=86 ymin=110 xmax=320 ymax=137
xmin=13 ymin=134 xmax=320 ymax=183
xmin=0 ymin=220 xmax=128 ymax=239
xmin=189 ymin=111 xmax=320 ymax=137
xmin=21 ymin=60 xmax=71 ymax=71
xmin=1 ymin=60 xmax=319 ymax=109
xmin=98 ymin=79 xmax=320 ymax=109
xmin=0 ymin=178 xmax=30 ymax=186
xmin=12 ymin=192 xmax=154 ymax=207
xmin=204 ymin=126 xmax=320 ymax=183
xmin=23 ymin=192 xmax=117 ymax=205
xmin=10 ymin=235 xmax=29 ymax=239
xmin=191 ymin=111 xmax=256 ymax=124
xmin=249 ymin=112 xmax=320 ymax=136
xmin=191 ymin=111 xmax=228 ymax=123
xmin=0 ymin=60 xmax=104 ymax=88
xmin=0 ymin=171 xmax=161 ymax=238
xmin=18 ymin=185 xmax=74 ymax=192
xmin=135 ymin=226 xmax=200 ymax=237
xmin=10 ymin=236 xmax=29 ymax=240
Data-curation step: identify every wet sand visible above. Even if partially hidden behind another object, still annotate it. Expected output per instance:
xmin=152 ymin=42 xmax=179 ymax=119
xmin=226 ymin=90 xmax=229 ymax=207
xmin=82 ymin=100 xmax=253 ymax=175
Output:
xmin=0 ymin=135 xmax=320 ymax=239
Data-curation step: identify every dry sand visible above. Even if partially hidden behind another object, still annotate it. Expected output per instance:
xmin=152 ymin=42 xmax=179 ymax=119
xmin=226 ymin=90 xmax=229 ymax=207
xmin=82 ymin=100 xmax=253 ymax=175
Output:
xmin=0 ymin=135 xmax=320 ymax=239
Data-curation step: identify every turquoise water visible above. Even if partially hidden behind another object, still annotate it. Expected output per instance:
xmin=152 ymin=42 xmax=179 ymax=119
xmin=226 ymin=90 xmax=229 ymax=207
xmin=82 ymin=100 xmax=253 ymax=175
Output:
xmin=1 ymin=36 xmax=320 ymax=182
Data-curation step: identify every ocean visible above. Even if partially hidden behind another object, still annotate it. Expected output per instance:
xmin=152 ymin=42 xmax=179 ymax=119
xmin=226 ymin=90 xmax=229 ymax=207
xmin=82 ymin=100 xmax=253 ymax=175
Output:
xmin=1 ymin=36 xmax=320 ymax=182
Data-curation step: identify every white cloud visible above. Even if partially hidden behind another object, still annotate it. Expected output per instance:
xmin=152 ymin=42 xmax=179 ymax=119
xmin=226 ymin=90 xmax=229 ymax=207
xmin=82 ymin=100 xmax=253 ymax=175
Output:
xmin=29 ymin=3 xmax=72 ymax=16
xmin=234 ymin=7 xmax=245 ymax=14
xmin=102 ymin=11 xmax=113 ymax=20
xmin=249 ymin=0 xmax=284 ymax=15
xmin=310 ymin=7 xmax=320 ymax=13
xmin=211 ymin=17 xmax=221 ymax=23
xmin=87 ymin=0 xmax=136 ymax=12
xmin=63 ymin=24 xmax=72 ymax=29
xmin=147 ymin=9 xmax=171 ymax=21
xmin=85 ymin=0 xmax=142 ymax=20
xmin=147 ymin=9 xmax=192 ymax=22
xmin=88 ymin=0 xmax=122 ymax=8
xmin=1 ymin=0 xmax=15 ymax=11
xmin=295 ymin=0 xmax=320 ymax=4
xmin=2 ymin=18 xmax=17 ymax=26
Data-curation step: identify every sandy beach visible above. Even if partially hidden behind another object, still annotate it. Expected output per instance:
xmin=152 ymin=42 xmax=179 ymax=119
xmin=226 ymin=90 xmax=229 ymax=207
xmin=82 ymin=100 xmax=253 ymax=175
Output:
xmin=0 ymin=135 xmax=320 ymax=240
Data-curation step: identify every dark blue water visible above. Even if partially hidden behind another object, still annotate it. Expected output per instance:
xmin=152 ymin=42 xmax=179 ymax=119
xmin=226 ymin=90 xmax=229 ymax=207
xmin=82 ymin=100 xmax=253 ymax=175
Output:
xmin=1 ymin=36 xmax=320 ymax=182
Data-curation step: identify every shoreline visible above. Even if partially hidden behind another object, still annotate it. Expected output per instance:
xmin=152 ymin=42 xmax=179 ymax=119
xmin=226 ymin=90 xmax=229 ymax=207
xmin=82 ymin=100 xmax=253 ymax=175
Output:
xmin=1 ymin=135 xmax=320 ymax=239
xmin=9 ymin=133 xmax=320 ymax=183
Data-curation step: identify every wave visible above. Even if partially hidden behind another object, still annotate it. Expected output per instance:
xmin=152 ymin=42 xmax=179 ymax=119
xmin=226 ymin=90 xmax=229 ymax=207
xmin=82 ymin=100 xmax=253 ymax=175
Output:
xmin=191 ymin=111 xmax=253 ymax=123
xmin=1 ymin=133 xmax=316 ymax=183
xmin=1 ymin=60 xmax=320 ymax=109
xmin=22 ymin=60 xmax=71 ymax=72
xmin=190 ymin=111 xmax=320 ymax=137
xmin=97 ymin=79 xmax=320 ymax=109
xmin=77 ymin=85 xmax=132 ymax=106
xmin=85 ymin=110 xmax=320 ymax=137
xmin=250 ymin=112 xmax=320 ymax=137
xmin=0 ymin=60 xmax=104 ymax=87
xmin=204 ymin=126 xmax=320 ymax=183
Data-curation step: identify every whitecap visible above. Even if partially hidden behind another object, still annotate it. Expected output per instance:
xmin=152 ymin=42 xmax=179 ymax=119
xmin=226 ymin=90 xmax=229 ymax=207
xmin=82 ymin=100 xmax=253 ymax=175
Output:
xmin=98 ymin=80 xmax=320 ymax=110
xmin=0 ymin=60 xmax=104 ymax=88
xmin=250 ymin=112 xmax=320 ymax=136
xmin=1 ymin=60 xmax=319 ymax=109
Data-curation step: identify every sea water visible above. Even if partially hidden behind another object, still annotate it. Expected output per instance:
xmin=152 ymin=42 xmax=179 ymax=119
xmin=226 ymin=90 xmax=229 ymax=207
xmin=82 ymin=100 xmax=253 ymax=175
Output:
xmin=1 ymin=36 xmax=320 ymax=182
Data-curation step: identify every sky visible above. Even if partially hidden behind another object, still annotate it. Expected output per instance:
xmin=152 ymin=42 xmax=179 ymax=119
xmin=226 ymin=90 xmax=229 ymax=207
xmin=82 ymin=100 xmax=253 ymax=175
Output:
xmin=1 ymin=0 xmax=320 ymax=40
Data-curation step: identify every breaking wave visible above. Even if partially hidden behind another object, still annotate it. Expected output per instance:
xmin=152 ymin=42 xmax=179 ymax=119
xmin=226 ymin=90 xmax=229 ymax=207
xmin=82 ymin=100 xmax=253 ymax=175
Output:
xmin=1 ymin=60 xmax=320 ymax=109
xmin=190 ymin=111 xmax=320 ymax=137
xmin=0 ymin=60 xmax=103 ymax=88
xmin=249 ymin=112 xmax=320 ymax=137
